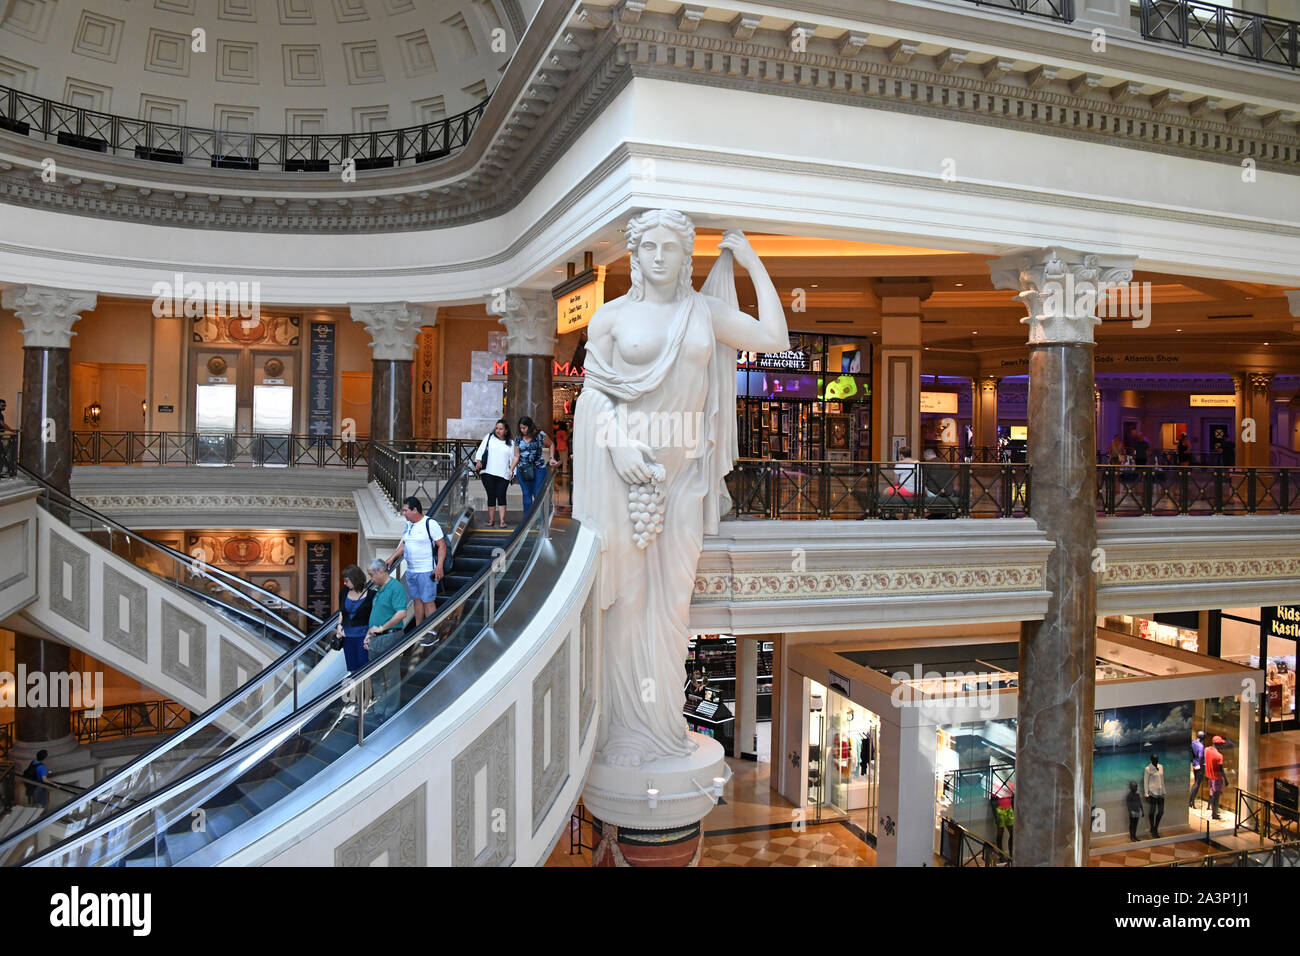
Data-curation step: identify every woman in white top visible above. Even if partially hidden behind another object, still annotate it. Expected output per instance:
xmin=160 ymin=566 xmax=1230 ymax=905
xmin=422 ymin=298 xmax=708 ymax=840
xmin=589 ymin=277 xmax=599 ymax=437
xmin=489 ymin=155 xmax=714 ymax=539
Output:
xmin=473 ymin=419 xmax=515 ymax=528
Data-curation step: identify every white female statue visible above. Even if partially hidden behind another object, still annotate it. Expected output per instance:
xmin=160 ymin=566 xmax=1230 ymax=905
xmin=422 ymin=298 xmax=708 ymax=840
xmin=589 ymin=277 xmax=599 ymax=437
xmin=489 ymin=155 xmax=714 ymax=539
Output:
xmin=572 ymin=210 xmax=789 ymax=768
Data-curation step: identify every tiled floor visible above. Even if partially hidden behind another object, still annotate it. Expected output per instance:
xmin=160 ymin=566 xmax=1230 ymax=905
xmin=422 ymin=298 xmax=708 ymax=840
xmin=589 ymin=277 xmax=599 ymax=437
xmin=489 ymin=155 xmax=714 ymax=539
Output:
xmin=546 ymin=729 xmax=1300 ymax=867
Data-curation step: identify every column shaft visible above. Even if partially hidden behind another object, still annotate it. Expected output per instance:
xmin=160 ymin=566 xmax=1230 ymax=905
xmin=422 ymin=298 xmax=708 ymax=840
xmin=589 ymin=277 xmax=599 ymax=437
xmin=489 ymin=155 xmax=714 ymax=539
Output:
xmin=11 ymin=633 xmax=77 ymax=759
xmin=1017 ymin=342 xmax=1097 ymax=866
xmin=20 ymin=347 xmax=73 ymax=493
xmin=505 ymin=353 xmax=553 ymax=437
xmin=370 ymin=360 xmax=413 ymax=443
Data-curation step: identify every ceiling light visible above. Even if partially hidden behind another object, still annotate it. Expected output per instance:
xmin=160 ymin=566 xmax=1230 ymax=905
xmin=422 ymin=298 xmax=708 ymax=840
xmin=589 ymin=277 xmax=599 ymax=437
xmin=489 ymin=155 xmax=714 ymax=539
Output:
xmin=1176 ymin=328 xmax=1182 ymax=332
xmin=811 ymin=283 xmax=819 ymax=288
xmin=972 ymin=331 xmax=978 ymax=334
xmin=955 ymin=283 xmax=964 ymax=287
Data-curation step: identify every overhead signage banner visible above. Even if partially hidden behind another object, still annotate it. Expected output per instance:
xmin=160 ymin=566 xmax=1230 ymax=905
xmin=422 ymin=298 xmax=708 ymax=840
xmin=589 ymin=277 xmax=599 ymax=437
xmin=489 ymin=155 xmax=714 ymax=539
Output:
xmin=1189 ymin=394 xmax=1236 ymax=407
xmin=555 ymin=267 xmax=606 ymax=335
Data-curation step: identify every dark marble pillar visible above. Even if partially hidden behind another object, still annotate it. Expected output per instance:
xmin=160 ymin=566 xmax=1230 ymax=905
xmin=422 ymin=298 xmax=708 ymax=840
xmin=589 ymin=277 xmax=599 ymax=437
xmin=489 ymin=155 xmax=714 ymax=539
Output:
xmin=370 ymin=359 xmax=414 ymax=443
xmin=10 ymin=633 xmax=77 ymax=760
xmin=505 ymin=353 xmax=553 ymax=437
xmin=1017 ymin=341 xmax=1097 ymax=866
xmin=991 ymin=247 xmax=1134 ymax=867
xmin=20 ymin=346 xmax=72 ymax=494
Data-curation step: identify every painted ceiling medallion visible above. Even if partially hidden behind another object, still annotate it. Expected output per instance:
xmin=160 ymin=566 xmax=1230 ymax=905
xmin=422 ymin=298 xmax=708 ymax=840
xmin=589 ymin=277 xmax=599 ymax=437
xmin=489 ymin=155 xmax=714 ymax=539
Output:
xmin=223 ymin=536 xmax=264 ymax=564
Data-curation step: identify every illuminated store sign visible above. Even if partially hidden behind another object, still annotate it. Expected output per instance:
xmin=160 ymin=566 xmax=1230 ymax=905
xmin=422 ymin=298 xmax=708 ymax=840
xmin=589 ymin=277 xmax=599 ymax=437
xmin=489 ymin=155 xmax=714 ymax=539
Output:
xmin=920 ymin=391 xmax=959 ymax=414
xmin=738 ymin=349 xmax=809 ymax=371
xmin=1189 ymin=394 xmax=1236 ymax=407
xmin=554 ymin=266 xmax=607 ymax=335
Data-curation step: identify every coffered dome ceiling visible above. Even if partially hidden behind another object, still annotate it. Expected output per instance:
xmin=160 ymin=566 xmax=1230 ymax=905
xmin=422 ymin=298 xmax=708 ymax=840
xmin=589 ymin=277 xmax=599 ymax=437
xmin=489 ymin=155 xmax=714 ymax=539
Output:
xmin=0 ymin=0 xmax=535 ymax=134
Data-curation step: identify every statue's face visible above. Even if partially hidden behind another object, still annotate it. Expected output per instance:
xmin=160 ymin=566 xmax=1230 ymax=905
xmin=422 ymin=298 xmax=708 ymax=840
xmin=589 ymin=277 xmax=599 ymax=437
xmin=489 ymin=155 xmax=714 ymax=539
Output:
xmin=636 ymin=225 xmax=686 ymax=289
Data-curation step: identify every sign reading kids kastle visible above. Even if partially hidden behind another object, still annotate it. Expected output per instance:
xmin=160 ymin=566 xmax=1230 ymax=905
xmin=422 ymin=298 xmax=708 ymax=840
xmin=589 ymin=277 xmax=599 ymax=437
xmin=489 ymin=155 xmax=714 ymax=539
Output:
xmin=309 ymin=322 xmax=335 ymax=437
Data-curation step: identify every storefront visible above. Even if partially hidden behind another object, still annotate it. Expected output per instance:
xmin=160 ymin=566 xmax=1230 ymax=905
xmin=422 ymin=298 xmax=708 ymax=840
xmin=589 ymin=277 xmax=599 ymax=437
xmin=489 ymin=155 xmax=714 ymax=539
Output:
xmin=785 ymin=629 xmax=1261 ymax=866
xmin=1211 ymin=607 xmax=1299 ymax=733
xmin=684 ymin=635 xmax=775 ymax=759
xmin=736 ymin=333 xmax=872 ymax=461
xmin=1102 ymin=613 xmax=1200 ymax=653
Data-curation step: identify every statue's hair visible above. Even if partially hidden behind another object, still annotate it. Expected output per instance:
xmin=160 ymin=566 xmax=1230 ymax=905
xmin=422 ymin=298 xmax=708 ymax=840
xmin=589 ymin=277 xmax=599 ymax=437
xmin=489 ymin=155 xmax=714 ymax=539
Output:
xmin=625 ymin=209 xmax=695 ymax=303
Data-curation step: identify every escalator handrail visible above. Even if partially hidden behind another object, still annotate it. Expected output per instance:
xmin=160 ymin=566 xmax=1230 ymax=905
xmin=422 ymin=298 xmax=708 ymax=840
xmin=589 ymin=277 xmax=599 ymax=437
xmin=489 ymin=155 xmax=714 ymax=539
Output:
xmin=171 ymin=581 xmax=304 ymax=648
xmin=3 ymin=453 xmax=480 ymax=863
xmin=19 ymin=464 xmax=318 ymax=631
xmin=24 ymin=469 xmax=556 ymax=866
xmin=0 ymin=610 xmax=340 ymax=861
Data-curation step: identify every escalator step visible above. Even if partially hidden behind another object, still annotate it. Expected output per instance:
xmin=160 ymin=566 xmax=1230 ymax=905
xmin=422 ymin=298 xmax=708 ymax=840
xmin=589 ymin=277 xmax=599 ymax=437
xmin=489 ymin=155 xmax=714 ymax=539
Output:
xmin=270 ymin=751 xmax=334 ymax=786
xmin=237 ymin=776 xmax=294 ymax=812
xmin=162 ymin=827 xmax=213 ymax=864
xmin=199 ymin=802 xmax=253 ymax=840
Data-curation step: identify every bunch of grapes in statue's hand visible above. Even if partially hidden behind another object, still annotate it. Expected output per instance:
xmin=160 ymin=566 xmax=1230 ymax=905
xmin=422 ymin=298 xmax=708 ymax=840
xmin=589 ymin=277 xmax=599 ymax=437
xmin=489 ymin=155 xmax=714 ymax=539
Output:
xmin=627 ymin=463 xmax=666 ymax=550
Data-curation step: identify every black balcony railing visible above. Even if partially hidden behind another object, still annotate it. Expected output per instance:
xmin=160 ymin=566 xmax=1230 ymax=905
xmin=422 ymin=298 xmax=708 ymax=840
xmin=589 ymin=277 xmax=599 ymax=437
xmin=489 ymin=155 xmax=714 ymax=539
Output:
xmin=0 ymin=83 xmax=488 ymax=172
xmin=961 ymin=0 xmax=1074 ymax=21
xmin=1 ymin=700 xmax=190 ymax=758
xmin=725 ymin=459 xmax=1031 ymax=519
xmin=1140 ymin=0 xmax=1300 ymax=70
xmin=1097 ymin=465 xmax=1300 ymax=515
xmin=939 ymin=818 xmax=1013 ymax=866
xmin=0 ymin=433 xmax=15 ymax=478
xmin=71 ymin=431 xmax=369 ymax=468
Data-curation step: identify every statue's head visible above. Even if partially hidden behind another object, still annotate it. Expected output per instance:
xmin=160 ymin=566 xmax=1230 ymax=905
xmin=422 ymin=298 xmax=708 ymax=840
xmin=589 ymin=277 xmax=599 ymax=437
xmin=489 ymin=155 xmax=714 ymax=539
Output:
xmin=625 ymin=209 xmax=695 ymax=302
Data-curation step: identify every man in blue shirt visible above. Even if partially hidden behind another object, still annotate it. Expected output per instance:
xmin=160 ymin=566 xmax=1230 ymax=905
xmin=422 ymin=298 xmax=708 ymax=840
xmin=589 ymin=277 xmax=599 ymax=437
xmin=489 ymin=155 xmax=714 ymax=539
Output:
xmin=1189 ymin=731 xmax=1206 ymax=809
xmin=364 ymin=558 xmax=408 ymax=722
xmin=23 ymin=749 xmax=49 ymax=808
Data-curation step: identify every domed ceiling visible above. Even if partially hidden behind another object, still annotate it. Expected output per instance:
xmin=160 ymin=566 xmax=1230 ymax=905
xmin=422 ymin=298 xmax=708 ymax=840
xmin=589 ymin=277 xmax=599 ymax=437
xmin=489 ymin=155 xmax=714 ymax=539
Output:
xmin=0 ymin=0 xmax=535 ymax=134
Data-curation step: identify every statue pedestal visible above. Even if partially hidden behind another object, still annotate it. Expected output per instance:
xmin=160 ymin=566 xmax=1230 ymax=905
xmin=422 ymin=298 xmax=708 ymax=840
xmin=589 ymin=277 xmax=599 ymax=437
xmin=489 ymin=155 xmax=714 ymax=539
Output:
xmin=582 ymin=732 xmax=729 ymax=867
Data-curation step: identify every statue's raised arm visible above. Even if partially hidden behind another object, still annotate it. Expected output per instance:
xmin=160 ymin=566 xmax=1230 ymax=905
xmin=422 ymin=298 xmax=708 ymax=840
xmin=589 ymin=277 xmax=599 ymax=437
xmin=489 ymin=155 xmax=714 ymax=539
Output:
xmin=705 ymin=229 xmax=790 ymax=355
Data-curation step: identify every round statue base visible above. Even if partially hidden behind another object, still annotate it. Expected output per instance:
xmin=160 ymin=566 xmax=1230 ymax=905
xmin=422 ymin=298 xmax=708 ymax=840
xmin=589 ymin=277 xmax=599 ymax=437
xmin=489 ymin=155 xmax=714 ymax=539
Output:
xmin=581 ymin=733 xmax=729 ymax=866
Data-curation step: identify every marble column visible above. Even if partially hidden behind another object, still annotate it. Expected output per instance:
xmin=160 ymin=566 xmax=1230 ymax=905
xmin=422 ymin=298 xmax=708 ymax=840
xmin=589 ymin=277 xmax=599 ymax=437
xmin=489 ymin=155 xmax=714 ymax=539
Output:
xmin=9 ymin=632 xmax=78 ymax=761
xmin=2 ymin=286 xmax=96 ymax=763
xmin=991 ymin=247 xmax=1135 ymax=867
xmin=873 ymin=281 xmax=930 ymax=458
xmin=2 ymin=285 xmax=97 ymax=494
xmin=350 ymin=302 xmax=432 ymax=444
xmin=487 ymin=289 xmax=555 ymax=437
xmin=972 ymin=375 xmax=1000 ymax=454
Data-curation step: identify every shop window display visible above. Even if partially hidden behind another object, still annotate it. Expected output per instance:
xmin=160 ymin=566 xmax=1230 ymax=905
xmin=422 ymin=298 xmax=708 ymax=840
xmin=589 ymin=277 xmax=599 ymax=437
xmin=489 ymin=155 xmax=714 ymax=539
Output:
xmin=1102 ymin=614 xmax=1199 ymax=653
xmin=1217 ymin=607 xmax=1298 ymax=732
xmin=935 ymin=697 xmax=1249 ymax=848
xmin=825 ymin=691 xmax=880 ymax=833
xmin=737 ymin=333 xmax=871 ymax=461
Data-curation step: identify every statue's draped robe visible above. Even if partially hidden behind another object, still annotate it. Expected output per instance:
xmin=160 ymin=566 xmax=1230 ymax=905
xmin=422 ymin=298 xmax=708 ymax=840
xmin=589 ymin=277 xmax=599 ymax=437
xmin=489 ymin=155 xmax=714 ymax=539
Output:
xmin=572 ymin=255 xmax=739 ymax=763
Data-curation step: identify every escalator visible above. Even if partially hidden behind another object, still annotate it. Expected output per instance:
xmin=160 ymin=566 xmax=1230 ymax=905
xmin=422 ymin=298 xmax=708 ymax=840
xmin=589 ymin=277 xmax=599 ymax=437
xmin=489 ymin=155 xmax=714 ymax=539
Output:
xmin=5 ymin=461 xmax=556 ymax=866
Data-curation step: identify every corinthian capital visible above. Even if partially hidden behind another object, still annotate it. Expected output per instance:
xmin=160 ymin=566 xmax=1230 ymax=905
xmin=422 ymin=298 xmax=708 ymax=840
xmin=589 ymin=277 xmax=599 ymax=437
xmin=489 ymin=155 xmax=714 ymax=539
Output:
xmin=349 ymin=302 xmax=433 ymax=361
xmin=2 ymin=284 xmax=98 ymax=348
xmin=989 ymin=247 xmax=1136 ymax=346
xmin=486 ymin=287 xmax=555 ymax=356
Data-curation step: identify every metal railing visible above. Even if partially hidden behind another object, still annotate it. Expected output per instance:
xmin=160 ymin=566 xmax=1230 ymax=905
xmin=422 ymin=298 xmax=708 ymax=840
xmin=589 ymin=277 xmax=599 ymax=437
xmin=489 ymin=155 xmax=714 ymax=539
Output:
xmin=1234 ymin=788 xmax=1300 ymax=845
xmin=960 ymin=0 xmax=1074 ymax=21
xmin=72 ymin=431 xmax=369 ymax=468
xmin=0 ymin=433 xmax=15 ymax=478
xmin=1140 ymin=0 xmax=1300 ymax=69
xmin=1097 ymin=465 xmax=1300 ymax=515
xmin=369 ymin=439 xmax=479 ymax=511
xmin=725 ymin=459 xmax=1031 ymax=519
xmin=939 ymin=818 xmax=1012 ymax=866
xmin=0 ymin=83 xmax=489 ymax=171
xmin=23 ymin=465 xmax=318 ymax=638
xmin=0 ymin=701 xmax=191 ymax=758
xmin=1156 ymin=840 xmax=1300 ymax=866
xmin=21 ymin=469 xmax=556 ymax=866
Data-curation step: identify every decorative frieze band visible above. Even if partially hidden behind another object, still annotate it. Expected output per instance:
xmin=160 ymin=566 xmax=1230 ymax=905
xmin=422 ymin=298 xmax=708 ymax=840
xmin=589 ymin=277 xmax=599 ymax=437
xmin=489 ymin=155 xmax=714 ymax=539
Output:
xmin=693 ymin=563 xmax=1047 ymax=604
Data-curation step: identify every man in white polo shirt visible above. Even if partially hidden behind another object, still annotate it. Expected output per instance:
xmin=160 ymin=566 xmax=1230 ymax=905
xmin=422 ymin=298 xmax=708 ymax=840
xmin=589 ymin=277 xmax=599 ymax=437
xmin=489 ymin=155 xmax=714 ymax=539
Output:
xmin=386 ymin=496 xmax=446 ymax=628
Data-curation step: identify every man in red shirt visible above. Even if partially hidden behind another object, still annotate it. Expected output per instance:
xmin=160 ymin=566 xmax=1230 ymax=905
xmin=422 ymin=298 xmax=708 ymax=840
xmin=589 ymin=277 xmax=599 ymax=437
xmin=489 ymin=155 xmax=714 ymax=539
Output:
xmin=1204 ymin=736 xmax=1226 ymax=820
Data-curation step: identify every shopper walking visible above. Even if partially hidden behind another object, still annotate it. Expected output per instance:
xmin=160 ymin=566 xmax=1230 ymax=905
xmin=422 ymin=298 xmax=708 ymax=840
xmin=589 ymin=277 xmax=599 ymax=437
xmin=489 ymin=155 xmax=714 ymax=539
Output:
xmin=511 ymin=415 xmax=558 ymax=516
xmin=1205 ymin=735 xmax=1226 ymax=820
xmin=990 ymin=777 xmax=1014 ymax=857
xmin=1189 ymin=730 xmax=1206 ymax=809
xmin=473 ymin=419 xmax=514 ymax=528
xmin=1143 ymin=754 xmax=1166 ymax=838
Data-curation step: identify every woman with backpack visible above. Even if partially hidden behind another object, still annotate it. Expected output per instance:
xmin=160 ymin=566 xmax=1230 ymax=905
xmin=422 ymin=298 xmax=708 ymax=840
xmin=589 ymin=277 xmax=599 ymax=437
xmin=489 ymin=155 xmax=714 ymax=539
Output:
xmin=474 ymin=419 xmax=515 ymax=528
xmin=511 ymin=416 xmax=559 ymax=515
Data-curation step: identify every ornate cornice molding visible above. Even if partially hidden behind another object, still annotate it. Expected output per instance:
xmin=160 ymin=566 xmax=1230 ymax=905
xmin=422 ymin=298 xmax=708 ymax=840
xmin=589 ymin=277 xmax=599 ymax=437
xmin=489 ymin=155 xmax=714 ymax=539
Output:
xmin=693 ymin=562 xmax=1047 ymax=604
xmin=0 ymin=7 xmax=1296 ymax=234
